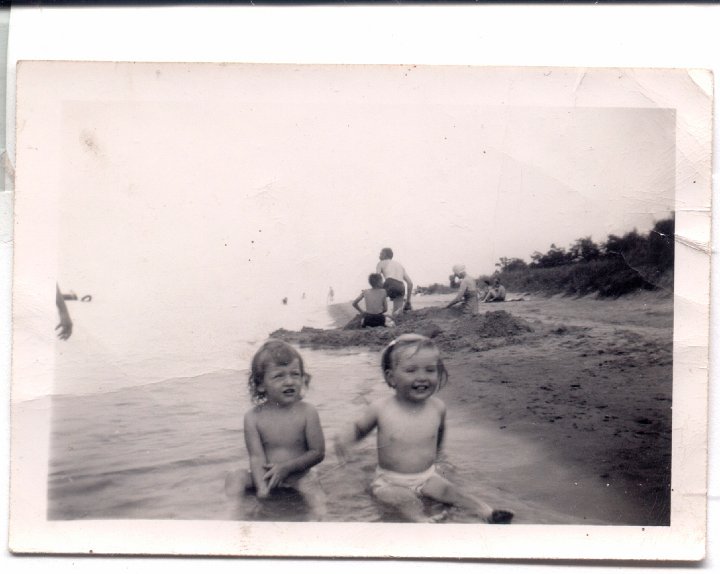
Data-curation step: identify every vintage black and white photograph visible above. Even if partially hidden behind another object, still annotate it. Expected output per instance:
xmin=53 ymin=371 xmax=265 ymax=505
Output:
xmin=9 ymin=61 xmax=710 ymax=559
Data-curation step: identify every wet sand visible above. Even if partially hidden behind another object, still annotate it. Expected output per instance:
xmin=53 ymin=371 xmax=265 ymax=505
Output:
xmin=274 ymin=291 xmax=673 ymax=525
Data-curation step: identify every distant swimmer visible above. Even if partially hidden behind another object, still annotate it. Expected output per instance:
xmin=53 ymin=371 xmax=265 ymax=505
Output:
xmin=282 ymin=297 xmax=288 ymax=305
xmin=327 ymin=287 xmax=335 ymax=304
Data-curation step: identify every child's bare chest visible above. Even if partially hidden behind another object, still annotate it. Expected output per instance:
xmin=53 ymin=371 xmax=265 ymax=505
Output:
xmin=255 ymin=409 xmax=307 ymax=446
xmin=378 ymin=405 xmax=440 ymax=443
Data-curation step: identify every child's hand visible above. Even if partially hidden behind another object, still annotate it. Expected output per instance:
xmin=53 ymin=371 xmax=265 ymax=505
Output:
xmin=263 ymin=463 xmax=291 ymax=491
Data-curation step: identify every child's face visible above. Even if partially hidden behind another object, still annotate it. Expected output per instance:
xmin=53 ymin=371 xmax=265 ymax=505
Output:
xmin=386 ymin=346 xmax=441 ymax=403
xmin=259 ymin=358 xmax=305 ymax=406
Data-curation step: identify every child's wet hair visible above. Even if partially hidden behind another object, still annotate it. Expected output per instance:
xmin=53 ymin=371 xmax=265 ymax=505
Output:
xmin=380 ymin=334 xmax=448 ymax=389
xmin=369 ymin=273 xmax=383 ymax=288
xmin=248 ymin=339 xmax=309 ymax=404
xmin=380 ymin=247 xmax=394 ymax=260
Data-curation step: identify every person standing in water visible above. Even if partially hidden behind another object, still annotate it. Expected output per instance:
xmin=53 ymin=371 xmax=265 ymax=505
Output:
xmin=376 ymin=247 xmax=413 ymax=316
xmin=55 ymin=284 xmax=73 ymax=340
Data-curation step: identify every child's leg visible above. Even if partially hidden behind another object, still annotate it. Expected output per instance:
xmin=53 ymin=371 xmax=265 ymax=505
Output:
xmin=373 ymin=485 xmax=445 ymax=523
xmin=421 ymin=474 xmax=502 ymax=522
xmin=295 ymin=473 xmax=328 ymax=521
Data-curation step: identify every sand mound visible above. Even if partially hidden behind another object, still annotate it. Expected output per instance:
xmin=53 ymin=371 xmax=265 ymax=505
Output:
xmin=271 ymin=307 xmax=533 ymax=352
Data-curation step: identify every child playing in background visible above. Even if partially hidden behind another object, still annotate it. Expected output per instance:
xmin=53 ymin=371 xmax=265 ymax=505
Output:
xmin=334 ymin=334 xmax=513 ymax=524
xmin=225 ymin=339 xmax=326 ymax=519
xmin=352 ymin=273 xmax=390 ymax=328
xmin=446 ymin=264 xmax=479 ymax=315
xmin=483 ymin=277 xmax=507 ymax=303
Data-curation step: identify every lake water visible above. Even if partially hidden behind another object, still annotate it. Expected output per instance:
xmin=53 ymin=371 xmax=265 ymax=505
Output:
xmin=44 ymin=294 xmax=632 ymax=524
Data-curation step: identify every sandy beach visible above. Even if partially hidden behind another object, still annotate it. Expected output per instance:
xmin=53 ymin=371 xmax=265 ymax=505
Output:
xmin=273 ymin=291 xmax=673 ymax=525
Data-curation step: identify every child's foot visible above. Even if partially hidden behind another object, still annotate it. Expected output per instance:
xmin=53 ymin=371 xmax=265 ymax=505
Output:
xmin=423 ymin=509 xmax=448 ymax=523
xmin=488 ymin=509 xmax=514 ymax=524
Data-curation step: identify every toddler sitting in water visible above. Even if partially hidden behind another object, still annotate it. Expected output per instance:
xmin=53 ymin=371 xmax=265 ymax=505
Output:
xmin=335 ymin=334 xmax=513 ymax=524
xmin=225 ymin=340 xmax=326 ymax=519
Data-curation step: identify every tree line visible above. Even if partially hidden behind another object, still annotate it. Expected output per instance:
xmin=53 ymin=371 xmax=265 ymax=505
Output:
xmin=492 ymin=216 xmax=674 ymax=297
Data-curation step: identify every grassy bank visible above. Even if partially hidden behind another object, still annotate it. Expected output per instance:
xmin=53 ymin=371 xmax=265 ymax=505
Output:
xmin=490 ymin=216 xmax=674 ymax=298
xmin=495 ymin=258 xmax=673 ymax=298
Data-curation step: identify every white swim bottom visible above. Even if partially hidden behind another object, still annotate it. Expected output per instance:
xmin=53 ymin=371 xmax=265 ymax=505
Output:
xmin=371 ymin=465 xmax=438 ymax=496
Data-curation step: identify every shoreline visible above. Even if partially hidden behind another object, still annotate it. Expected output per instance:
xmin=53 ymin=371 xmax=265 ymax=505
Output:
xmin=274 ymin=291 xmax=673 ymax=525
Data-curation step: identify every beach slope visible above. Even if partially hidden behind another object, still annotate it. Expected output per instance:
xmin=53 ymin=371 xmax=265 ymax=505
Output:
xmin=274 ymin=292 xmax=673 ymax=525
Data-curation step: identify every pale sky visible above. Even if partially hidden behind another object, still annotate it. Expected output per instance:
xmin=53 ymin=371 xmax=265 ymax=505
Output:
xmin=17 ymin=69 xmax=676 ymax=394
xmin=50 ymin=65 xmax=675 ymax=302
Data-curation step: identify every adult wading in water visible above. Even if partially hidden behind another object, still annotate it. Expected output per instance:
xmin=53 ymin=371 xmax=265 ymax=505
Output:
xmin=376 ymin=247 xmax=413 ymax=316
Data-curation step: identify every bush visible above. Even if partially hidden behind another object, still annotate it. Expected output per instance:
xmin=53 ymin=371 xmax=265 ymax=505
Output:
xmin=492 ymin=215 xmax=674 ymax=298
xmin=497 ymin=251 xmax=668 ymax=298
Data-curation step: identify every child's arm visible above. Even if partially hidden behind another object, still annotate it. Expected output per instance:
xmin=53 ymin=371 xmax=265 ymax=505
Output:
xmin=437 ymin=403 xmax=447 ymax=453
xmin=447 ymin=280 xmax=466 ymax=308
xmin=263 ymin=405 xmax=325 ymax=491
xmin=244 ymin=411 xmax=270 ymax=498
xmin=432 ymin=399 xmax=449 ymax=466
xmin=352 ymin=292 xmax=365 ymax=314
xmin=334 ymin=402 xmax=379 ymax=462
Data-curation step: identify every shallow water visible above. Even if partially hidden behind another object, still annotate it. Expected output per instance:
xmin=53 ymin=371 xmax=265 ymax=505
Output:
xmin=48 ymin=346 xmax=632 ymax=524
xmin=43 ymin=292 xmax=647 ymax=524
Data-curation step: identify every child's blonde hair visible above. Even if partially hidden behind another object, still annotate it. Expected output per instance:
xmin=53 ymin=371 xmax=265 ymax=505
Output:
xmin=380 ymin=334 xmax=448 ymax=390
xmin=248 ymin=339 xmax=310 ymax=404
